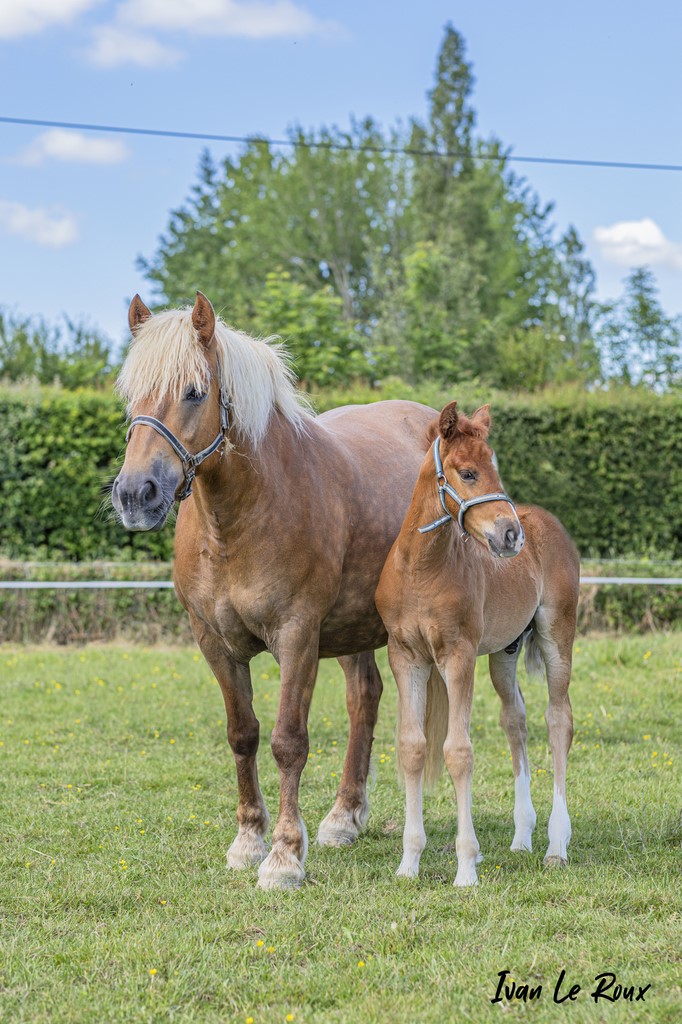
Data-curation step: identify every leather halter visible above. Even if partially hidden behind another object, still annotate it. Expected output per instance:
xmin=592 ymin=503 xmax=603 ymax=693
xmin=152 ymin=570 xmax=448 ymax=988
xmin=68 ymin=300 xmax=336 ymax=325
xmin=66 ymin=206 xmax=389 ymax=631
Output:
xmin=125 ymin=356 xmax=231 ymax=501
xmin=418 ymin=435 xmax=518 ymax=535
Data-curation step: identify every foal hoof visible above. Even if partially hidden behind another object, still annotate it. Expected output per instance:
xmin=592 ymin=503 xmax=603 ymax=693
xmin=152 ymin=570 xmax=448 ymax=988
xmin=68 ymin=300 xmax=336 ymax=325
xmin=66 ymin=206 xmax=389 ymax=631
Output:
xmin=543 ymin=854 xmax=568 ymax=868
xmin=257 ymin=844 xmax=306 ymax=891
xmin=453 ymin=866 xmax=479 ymax=888
xmin=226 ymin=830 xmax=268 ymax=870
xmin=511 ymin=833 xmax=533 ymax=853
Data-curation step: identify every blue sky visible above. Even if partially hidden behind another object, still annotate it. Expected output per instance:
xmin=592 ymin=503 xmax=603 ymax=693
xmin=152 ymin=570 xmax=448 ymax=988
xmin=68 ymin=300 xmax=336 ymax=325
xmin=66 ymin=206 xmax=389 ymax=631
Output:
xmin=1 ymin=0 xmax=681 ymax=350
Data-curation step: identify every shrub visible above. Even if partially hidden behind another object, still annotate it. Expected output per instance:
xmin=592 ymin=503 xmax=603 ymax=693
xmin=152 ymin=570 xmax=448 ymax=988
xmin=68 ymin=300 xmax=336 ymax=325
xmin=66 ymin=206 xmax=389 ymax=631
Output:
xmin=0 ymin=382 xmax=680 ymax=561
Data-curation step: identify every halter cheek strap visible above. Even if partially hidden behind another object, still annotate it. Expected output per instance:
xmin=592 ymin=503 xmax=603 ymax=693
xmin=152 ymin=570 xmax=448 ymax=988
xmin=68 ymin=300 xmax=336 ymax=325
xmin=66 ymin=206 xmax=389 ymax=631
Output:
xmin=418 ymin=435 xmax=517 ymax=535
xmin=125 ymin=355 xmax=231 ymax=501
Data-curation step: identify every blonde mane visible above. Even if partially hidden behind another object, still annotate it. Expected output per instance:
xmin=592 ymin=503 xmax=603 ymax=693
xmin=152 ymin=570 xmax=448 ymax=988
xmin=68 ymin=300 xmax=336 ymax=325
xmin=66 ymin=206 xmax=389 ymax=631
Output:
xmin=117 ymin=308 xmax=311 ymax=444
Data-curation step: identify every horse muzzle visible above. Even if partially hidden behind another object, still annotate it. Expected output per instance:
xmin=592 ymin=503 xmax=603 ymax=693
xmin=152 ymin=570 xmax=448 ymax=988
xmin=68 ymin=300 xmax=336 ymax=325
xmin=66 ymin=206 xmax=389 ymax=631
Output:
xmin=111 ymin=470 xmax=175 ymax=532
xmin=485 ymin=518 xmax=525 ymax=559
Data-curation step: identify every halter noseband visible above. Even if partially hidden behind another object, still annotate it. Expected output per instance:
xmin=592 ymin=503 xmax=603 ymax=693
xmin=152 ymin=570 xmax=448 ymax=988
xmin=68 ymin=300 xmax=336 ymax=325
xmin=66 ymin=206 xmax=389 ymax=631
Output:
xmin=418 ymin=435 xmax=517 ymax=535
xmin=125 ymin=356 xmax=231 ymax=501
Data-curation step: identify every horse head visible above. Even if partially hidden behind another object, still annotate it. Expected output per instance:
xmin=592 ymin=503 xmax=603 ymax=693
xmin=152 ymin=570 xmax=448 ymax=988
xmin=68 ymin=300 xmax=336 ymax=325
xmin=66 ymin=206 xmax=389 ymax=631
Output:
xmin=429 ymin=401 xmax=524 ymax=557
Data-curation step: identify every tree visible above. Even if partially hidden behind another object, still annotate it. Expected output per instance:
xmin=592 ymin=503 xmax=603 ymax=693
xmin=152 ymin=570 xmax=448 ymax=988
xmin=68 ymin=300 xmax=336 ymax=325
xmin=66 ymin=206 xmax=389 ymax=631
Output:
xmin=251 ymin=271 xmax=369 ymax=389
xmin=598 ymin=268 xmax=681 ymax=388
xmin=0 ymin=311 xmax=115 ymax=389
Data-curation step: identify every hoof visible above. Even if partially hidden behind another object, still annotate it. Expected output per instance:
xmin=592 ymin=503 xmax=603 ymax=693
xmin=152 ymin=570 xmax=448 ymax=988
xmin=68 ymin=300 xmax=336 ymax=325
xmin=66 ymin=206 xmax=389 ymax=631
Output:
xmin=511 ymin=833 xmax=533 ymax=853
xmin=226 ymin=829 xmax=268 ymax=870
xmin=317 ymin=798 xmax=367 ymax=848
xmin=396 ymin=858 xmax=420 ymax=879
xmin=454 ymin=866 xmax=479 ymax=888
xmin=543 ymin=854 xmax=568 ymax=868
xmin=258 ymin=844 xmax=306 ymax=890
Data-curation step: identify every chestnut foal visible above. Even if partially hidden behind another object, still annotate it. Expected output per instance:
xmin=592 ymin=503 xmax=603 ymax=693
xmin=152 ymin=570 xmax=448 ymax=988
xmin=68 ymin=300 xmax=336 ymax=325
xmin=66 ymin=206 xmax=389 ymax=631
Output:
xmin=375 ymin=402 xmax=580 ymax=886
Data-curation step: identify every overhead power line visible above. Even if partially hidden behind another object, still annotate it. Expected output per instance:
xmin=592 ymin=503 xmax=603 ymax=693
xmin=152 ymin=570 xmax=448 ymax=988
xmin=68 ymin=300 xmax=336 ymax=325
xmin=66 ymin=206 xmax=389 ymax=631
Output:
xmin=2 ymin=115 xmax=682 ymax=172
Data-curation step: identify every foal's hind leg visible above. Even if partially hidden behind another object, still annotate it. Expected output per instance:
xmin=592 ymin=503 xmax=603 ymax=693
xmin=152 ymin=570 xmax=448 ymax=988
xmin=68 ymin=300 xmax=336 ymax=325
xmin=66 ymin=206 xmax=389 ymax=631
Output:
xmin=489 ymin=648 xmax=536 ymax=852
xmin=318 ymin=652 xmax=383 ymax=847
xmin=190 ymin=616 xmax=269 ymax=869
xmin=533 ymin=607 xmax=576 ymax=866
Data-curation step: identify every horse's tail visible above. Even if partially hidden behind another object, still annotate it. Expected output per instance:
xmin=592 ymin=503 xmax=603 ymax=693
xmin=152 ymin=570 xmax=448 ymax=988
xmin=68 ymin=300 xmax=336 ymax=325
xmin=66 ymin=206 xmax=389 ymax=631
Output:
xmin=396 ymin=667 xmax=448 ymax=790
xmin=524 ymin=626 xmax=546 ymax=681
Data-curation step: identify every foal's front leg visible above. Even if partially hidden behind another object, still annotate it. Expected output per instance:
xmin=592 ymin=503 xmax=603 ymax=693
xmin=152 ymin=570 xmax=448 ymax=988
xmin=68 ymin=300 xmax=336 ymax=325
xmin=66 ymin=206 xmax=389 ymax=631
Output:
xmin=258 ymin=624 xmax=320 ymax=890
xmin=190 ymin=616 xmax=269 ymax=869
xmin=442 ymin=643 xmax=480 ymax=887
xmin=388 ymin=642 xmax=431 ymax=878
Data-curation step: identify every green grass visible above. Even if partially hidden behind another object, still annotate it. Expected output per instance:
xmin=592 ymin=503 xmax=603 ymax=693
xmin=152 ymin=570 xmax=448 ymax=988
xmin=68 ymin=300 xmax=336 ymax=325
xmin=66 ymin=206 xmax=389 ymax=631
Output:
xmin=1 ymin=634 xmax=680 ymax=1023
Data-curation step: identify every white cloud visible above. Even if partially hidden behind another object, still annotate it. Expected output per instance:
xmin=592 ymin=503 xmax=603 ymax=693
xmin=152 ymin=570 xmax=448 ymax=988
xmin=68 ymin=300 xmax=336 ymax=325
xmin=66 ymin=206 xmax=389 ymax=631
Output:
xmin=0 ymin=200 xmax=78 ymax=246
xmin=117 ymin=0 xmax=339 ymax=38
xmin=87 ymin=23 xmax=183 ymax=67
xmin=16 ymin=129 xmax=130 ymax=165
xmin=0 ymin=0 xmax=99 ymax=39
xmin=594 ymin=218 xmax=682 ymax=272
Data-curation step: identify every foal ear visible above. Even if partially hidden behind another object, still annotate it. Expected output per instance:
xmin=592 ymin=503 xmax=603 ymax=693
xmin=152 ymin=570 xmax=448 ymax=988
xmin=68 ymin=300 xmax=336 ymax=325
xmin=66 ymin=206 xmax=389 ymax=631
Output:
xmin=192 ymin=291 xmax=216 ymax=349
xmin=128 ymin=294 xmax=152 ymax=334
xmin=439 ymin=401 xmax=459 ymax=441
xmin=471 ymin=404 xmax=492 ymax=438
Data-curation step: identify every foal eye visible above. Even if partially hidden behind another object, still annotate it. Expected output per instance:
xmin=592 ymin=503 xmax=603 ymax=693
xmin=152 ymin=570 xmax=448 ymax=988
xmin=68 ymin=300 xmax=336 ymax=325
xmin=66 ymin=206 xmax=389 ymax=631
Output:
xmin=184 ymin=387 xmax=207 ymax=403
xmin=459 ymin=469 xmax=477 ymax=483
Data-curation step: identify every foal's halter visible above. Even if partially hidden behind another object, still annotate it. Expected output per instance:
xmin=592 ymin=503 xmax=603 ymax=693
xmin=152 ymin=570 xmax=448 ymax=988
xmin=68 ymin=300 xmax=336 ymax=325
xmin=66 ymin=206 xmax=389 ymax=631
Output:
xmin=418 ymin=435 xmax=518 ymax=535
xmin=125 ymin=357 xmax=232 ymax=501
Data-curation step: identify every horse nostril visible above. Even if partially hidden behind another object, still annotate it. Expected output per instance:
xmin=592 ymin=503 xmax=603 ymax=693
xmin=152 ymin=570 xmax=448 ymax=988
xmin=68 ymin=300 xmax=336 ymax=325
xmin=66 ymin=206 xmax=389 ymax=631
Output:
xmin=504 ymin=527 xmax=517 ymax=548
xmin=139 ymin=479 xmax=159 ymax=507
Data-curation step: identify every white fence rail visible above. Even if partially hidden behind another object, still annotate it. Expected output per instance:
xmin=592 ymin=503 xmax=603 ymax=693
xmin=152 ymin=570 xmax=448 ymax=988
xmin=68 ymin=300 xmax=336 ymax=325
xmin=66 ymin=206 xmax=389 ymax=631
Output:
xmin=0 ymin=578 xmax=680 ymax=590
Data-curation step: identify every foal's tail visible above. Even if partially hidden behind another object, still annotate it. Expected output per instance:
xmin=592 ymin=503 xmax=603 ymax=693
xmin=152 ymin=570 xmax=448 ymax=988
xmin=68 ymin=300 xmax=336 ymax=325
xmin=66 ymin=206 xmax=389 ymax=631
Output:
xmin=396 ymin=667 xmax=449 ymax=790
xmin=524 ymin=626 xmax=546 ymax=681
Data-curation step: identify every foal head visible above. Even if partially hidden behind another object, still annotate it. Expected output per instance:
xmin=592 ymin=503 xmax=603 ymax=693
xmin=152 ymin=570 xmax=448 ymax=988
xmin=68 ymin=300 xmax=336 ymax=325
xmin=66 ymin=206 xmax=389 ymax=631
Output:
xmin=112 ymin=292 xmax=226 ymax=531
xmin=432 ymin=401 xmax=524 ymax=558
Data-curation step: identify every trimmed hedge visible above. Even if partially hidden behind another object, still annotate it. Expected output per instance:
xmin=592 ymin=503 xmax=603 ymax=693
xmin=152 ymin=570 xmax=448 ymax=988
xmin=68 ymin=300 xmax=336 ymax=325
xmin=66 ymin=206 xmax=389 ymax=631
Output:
xmin=0 ymin=383 xmax=681 ymax=560
xmin=0 ymin=385 xmax=172 ymax=561
xmin=0 ymin=561 xmax=188 ymax=644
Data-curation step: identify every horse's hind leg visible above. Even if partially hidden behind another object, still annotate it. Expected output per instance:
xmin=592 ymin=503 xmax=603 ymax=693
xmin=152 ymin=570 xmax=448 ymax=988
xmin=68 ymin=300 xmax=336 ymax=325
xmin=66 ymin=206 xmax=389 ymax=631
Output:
xmin=489 ymin=647 xmax=536 ymax=852
xmin=317 ymin=652 xmax=383 ymax=847
xmin=533 ymin=606 xmax=576 ymax=866
xmin=190 ymin=616 xmax=269 ymax=870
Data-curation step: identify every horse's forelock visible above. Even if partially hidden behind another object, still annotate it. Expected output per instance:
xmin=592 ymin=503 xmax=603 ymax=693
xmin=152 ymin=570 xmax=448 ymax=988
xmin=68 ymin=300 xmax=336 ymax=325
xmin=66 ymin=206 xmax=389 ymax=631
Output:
xmin=117 ymin=307 xmax=310 ymax=443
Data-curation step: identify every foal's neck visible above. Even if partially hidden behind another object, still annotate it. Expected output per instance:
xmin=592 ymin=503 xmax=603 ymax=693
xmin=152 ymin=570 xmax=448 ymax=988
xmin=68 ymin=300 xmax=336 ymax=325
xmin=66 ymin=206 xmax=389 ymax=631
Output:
xmin=399 ymin=470 xmax=469 ymax=571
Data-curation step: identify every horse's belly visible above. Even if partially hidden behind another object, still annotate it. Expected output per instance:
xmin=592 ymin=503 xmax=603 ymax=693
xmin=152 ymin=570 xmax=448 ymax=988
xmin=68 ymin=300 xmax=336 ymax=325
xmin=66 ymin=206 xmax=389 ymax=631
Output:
xmin=476 ymin=590 xmax=539 ymax=656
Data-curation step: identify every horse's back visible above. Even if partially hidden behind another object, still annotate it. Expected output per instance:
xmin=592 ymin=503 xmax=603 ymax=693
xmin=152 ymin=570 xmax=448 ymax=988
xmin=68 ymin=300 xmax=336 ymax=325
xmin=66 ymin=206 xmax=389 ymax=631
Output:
xmin=317 ymin=399 xmax=436 ymax=460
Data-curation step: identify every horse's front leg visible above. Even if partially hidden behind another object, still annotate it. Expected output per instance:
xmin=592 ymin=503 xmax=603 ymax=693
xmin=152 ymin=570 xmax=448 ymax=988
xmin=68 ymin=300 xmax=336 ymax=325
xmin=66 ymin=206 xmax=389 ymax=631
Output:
xmin=442 ymin=642 xmax=480 ymax=887
xmin=258 ymin=625 xmax=320 ymax=890
xmin=317 ymin=652 xmax=383 ymax=847
xmin=190 ymin=615 xmax=269 ymax=869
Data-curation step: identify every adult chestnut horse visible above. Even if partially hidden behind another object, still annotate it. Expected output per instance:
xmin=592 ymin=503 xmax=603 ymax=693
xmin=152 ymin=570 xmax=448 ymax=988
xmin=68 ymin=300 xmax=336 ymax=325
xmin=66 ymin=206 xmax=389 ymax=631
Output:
xmin=376 ymin=402 xmax=580 ymax=886
xmin=112 ymin=291 xmax=435 ymax=889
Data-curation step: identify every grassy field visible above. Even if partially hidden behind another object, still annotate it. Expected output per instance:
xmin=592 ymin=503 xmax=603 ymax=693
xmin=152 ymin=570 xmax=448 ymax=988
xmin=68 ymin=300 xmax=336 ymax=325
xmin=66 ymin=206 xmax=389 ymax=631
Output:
xmin=0 ymin=634 xmax=680 ymax=1023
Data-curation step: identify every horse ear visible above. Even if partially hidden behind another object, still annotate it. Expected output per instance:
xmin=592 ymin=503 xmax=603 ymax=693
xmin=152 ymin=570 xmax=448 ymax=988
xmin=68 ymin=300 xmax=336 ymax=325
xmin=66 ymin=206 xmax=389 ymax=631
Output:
xmin=192 ymin=291 xmax=216 ymax=349
xmin=128 ymin=294 xmax=151 ymax=334
xmin=439 ymin=401 xmax=459 ymax=441
xmin=471 ymin=404 xmax=492 ymax=438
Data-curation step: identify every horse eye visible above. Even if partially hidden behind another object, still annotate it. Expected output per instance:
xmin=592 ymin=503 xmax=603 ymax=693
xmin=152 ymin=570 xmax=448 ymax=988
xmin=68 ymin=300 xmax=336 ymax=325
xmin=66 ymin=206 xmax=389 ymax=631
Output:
xmin=459 ymin=469 xmax=477 ymax=483
xmin=184 ymin=387 xmax=207 ymax=403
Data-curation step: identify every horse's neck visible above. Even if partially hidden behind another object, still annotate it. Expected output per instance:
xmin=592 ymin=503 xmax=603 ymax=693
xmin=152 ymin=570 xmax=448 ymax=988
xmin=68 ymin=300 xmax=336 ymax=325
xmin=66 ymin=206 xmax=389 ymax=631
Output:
xmin=189 ymin=410 xmax=304 ymax=534
xmin=398 ymin=473 xmax=466 ymax=572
